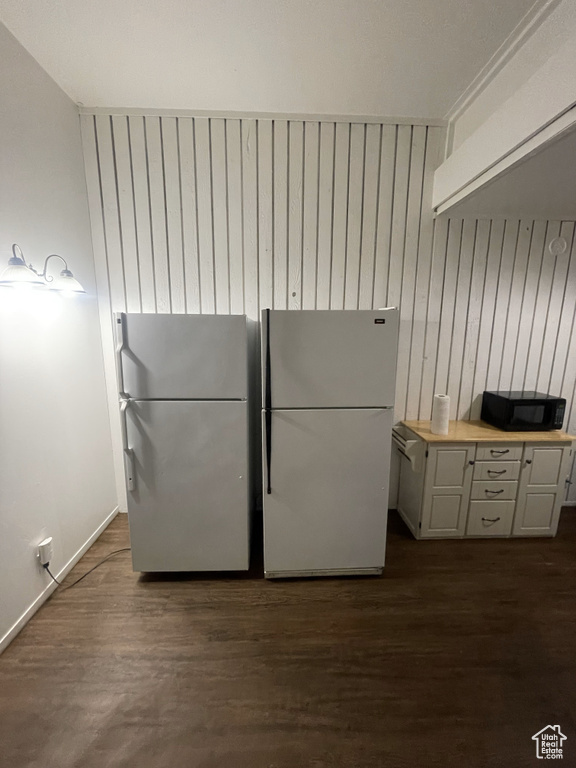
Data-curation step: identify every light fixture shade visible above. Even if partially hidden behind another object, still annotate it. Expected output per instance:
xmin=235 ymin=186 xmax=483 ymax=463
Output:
xmin=48 ymin=269 xmax=85 ymax=293
xmin=0 ymin=261 xmax=46 ymax=288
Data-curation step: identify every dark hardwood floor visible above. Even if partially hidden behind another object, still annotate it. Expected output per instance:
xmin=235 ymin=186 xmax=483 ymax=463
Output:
xmin=1 ymin=510 xmax=575 ymax=768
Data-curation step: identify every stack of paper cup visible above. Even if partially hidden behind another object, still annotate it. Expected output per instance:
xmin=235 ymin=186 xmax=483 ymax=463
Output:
xmin=431 ymin=394 xmax=450 ymax=435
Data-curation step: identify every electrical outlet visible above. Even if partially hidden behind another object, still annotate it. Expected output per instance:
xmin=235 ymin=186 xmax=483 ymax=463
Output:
xmin=38 ymin=537 xmax=54 ymax=566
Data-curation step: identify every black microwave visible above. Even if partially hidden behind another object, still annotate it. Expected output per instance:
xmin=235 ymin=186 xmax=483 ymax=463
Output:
xmin=481 ymin=391 xmax=566 ymax=431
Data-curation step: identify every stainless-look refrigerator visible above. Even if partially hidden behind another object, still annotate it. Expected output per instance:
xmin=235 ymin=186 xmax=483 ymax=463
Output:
xmin=116 ymin=313 xmax=251 ymax=572
xmin=261 ymin=309 xmax=399 ymax=578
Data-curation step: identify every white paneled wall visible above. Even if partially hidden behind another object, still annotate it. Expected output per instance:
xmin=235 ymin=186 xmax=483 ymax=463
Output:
xmin=81 ymin=114 xmax=576 ymax=437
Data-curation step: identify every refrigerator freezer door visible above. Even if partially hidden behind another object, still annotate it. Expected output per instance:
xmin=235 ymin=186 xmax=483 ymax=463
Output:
xmin=119 ymin=313 xmax=248 ymax=400
xmin=263 ymin=408 xmax=392 ymax=576
xmin=262 ymin=309 xmax=399 ymax=408
xmin=126 ymin=400 xmax=249 ymax=571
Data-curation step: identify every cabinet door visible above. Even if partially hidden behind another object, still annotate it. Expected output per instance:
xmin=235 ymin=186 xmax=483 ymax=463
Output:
xmin=420 ymin=444 xmax=475 ymax=538
xmin=513 ymin=444 xmax=572 ymax=537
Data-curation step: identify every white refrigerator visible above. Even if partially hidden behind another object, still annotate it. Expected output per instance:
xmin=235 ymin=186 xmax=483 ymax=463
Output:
xmin=261 ymin=309 xmax=399 ymax=578
xmin=116 ymin=313 xmax=251 ymax=572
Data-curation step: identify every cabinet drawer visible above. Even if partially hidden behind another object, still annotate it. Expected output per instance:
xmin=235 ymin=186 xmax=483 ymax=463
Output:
xmin=473 ymin=461 xmax=520 ymax=481
xmin=471 ymin=480 xmax=518 ymax=501
xmin=475 ymin=443 xmax=523 ymax=461
xmin=467 ymin=501 xmax=515 ymax=536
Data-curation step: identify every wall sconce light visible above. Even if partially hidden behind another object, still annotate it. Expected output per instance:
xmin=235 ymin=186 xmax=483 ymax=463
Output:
xmin=0 ymin=244 xmax=85 ymax=293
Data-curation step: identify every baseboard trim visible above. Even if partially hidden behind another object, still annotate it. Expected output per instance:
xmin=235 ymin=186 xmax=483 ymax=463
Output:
xmin=0 ymin=506 xmax=119 ymax=655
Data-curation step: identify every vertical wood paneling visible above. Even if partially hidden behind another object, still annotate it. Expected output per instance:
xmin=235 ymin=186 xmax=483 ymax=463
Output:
xmin=406 ymin=127 xmax=442 ymax=418
xmin=94 ymin=115 xmax=126 ymax=313
xmin=498 ymin=220 xmax=533 ymax=390
xmin=241 ymin=119 xmax=259 ymax=319
xmin=484 ymin=220 xmax=519 ymax=390
xmin=161 ymin=117 xmax=186 ymax=314
xmin=330 ymin=123 xmax=350 ymax=309
xmin=372 ymin=125 xmax=396 ymax=309
xmin=357 ymin=124 xmax=381 ymax=309
xmin=110 ymin=116 xmax=141 ymax=312
xmin=315 ymin=122 xmax=335 ymax=310
xmin=548 ymin=225 xmax=576 ymax=398
xmin=446 ymin=219 xmax=476 ymax=419
xmin=257 ymin=120 xmax=273 ymax=312
xmin=128 ymin=116 xmax=157 ymax=313
xmin=287 ymin=121 xmax=304 ymax=309
xmin=523 ymin=221 xmax=560 ymax=391
xmin=510 ymin=220 xmax=547 ymax=391
xmin=272 ymin=120 xmax=288 ymax=309
xmin=226 ymin=119 xmax=245 ymax=315
xmin=301 ymin=121 xmax=319 ymax=310
xmin=144 ymin=117 xmax=171 ymax=312
xmin=387 ymin=126 xmax=410 ymax=310
xmin=419 ymin=215 xmax=448 ymax=418
xmin=209 ymin=118 xmax=230 ymax=314
xmin=343 ymin=123 xmax=365 ymax=310
xmin=83 ymin=112 xmax=576 ymax=453
xmin=457 ymin=219 xmax=490 ymax=419
xmin=177 ymin=118 xmax=201 ymax=314
xmin=538 ymin=222 xmax=575 ymax=394
xmin=193 ymin=117 xmax=215 ymax=313
xmin=433 ymin=219 xmax=463 ymax=397
xmin=469 ymin=219 xmax=506 ymax=419
xmin=395 ymin=125 xmax=426 ymax=420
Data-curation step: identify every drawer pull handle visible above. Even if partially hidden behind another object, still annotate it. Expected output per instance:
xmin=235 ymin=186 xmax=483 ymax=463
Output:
xmin=485 ymin=489 xmax=504 ymax=496
xmin=490 ymin=449 xmax=509 ymax=456
xmin=487 ymin=469 xmax=506 ymax=476
xmin=482 ymin=517 xmax=501 ymax=523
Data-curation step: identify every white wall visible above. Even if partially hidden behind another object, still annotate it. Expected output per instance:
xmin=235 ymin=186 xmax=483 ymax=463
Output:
xmin=82 ymin=111 xmax=576 ymax=506
xmin=0 ymin=0 xmax=538 ymax=118
xmin=450 ymin=0 xmax=576 ymax=152
xmin=0 ymin=25 xmax=117 ymax=652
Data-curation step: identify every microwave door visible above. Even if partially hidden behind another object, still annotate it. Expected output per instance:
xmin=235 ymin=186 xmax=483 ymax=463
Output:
xmin=510 ymin=403 xmax=547 ymax=429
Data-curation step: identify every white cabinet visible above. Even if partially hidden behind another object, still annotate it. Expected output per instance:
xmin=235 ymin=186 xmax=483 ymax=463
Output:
xmin=513 ymin=444 xmax=572 ymax=536
xmin=420 ymin=444 xmax=475 ymax=538
xmin=396 ymin=422 xmax=573 ymax=540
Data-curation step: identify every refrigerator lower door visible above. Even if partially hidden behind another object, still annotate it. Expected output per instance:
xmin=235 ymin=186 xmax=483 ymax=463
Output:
xmin=263 ymin=408 xmax=392 ymax=577
xmin=126 ymin=400 xmax=249 ymax=571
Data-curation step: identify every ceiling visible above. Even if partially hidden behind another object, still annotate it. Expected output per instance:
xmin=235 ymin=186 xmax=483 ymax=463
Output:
xmin=0 ymin=0 xmax=539 ymax=117
xmin=445 ymin=126 xmax=576 ymax=220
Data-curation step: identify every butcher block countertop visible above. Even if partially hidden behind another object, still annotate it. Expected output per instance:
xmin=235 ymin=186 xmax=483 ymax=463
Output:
xmin=402 ymin=420 xmax=575 ymax=444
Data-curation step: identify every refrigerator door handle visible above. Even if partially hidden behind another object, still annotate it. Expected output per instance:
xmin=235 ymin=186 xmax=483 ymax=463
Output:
xmin=114 ymin=312 xmax=127 ymax=397
xmin=123 ymin=448 xmax=136 ymax=492
xmin=120 ymin=397 xmax=131 ymax=447
xmin=265 ymin=308 xmax=272 ymax=494
xmin=120 ymin=397 xmax=136 ymax=491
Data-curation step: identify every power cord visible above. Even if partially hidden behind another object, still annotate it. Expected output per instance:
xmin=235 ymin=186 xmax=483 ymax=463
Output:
xmin=43 ymin=548 xmax=131 ymax=590
xmin=44 ymin=565 xmax=63 ymax=586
